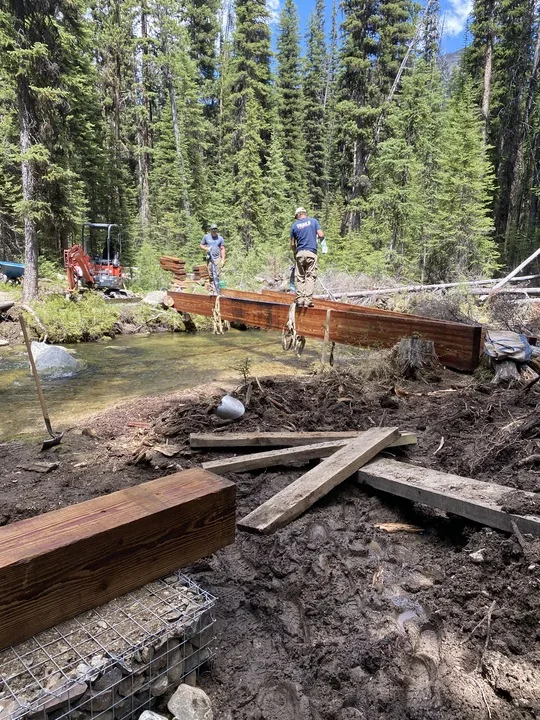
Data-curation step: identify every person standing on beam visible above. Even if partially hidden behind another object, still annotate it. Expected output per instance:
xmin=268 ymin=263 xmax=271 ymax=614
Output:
xmin=200 ymin=223 xmax=226 ymax=295
xmin=290 ymin=207 xmax=325 ymax=307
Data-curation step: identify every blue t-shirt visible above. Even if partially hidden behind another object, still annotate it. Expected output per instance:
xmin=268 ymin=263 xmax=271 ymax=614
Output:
xmin=290 ymin=217 xmax=320 ymax=253
xmin=202 ymin=233 xmax=224 ymax=260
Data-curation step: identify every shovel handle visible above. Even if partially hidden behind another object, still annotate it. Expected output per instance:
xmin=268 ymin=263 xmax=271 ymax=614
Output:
xmin=19 ymin=315 xmax=52 ymax=427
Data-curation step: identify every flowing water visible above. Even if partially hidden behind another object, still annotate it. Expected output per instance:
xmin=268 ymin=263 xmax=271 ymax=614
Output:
xmin=0 ymin=330 xmax=321 ymax=440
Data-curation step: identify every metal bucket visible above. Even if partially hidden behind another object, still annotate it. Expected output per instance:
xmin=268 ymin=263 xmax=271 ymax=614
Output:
xmin=216 ymin=395 xmax=245 ymax=420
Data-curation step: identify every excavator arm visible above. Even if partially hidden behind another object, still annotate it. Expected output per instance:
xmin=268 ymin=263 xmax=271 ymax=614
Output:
xmin=64 ymin=245 xmax=95 ymax=291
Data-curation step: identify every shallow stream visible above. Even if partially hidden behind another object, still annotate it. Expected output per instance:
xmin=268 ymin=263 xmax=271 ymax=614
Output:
xmin=0 ymin=330 xmax=320 ymax=440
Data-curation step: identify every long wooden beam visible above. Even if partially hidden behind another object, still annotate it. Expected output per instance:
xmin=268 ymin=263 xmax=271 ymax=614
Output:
xmin=0 ymin=469 xmax=235 ymax=650
xmin=168 ymin=291 xmax=483 ymax=371
xmin=190 ymin=430 xmax=417 ymax=449
xmin=358 ymin=458 xmax=540 ymax=536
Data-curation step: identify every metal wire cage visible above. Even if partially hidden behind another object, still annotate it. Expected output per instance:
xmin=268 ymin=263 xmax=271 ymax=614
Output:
xmin=0 ymin=573 xmax=215 ymax=720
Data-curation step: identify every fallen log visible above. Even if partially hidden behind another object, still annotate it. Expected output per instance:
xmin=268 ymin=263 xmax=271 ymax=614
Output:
xmin=0 ymin=468 xmax=235 ymax=650
xmin=238 ymin=427 xmax=399 ymax=535
xmin=315 ymin=275 xmax=540 ymax=299
xmin=490 ymin=249 xmax=540 ymax=293
xmin=357 ymin=458 xmax=540 ymax=537
xmin=191 ymin=430 xmax=416 ymax=449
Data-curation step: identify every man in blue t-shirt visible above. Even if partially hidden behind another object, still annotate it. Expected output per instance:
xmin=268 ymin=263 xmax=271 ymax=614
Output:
xmin=200 ymin=223 xmax=226 ymax=294
xmin=290 ymin=207 xmax=325 ymax=307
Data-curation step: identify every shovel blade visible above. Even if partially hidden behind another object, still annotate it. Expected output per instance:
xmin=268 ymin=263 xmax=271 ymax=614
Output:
xmin=41 ymin=432 xmax=64 ymax=452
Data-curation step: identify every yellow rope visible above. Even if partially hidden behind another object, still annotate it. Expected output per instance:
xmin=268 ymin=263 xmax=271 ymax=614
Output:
xmin=212 ymin=295 xmax=224 ymax=335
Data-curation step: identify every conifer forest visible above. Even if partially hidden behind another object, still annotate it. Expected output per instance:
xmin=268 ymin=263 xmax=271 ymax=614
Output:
xmin=0 ymin=0 xmax=539 ymax=300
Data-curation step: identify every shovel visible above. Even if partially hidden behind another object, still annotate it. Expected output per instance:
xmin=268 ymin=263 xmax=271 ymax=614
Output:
xmin=19 ymin=315 xmax=64 ymax=450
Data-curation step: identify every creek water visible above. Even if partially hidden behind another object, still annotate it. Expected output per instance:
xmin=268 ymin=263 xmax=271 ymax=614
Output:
xmin=0 ymin=330 xmax=320 ymax=440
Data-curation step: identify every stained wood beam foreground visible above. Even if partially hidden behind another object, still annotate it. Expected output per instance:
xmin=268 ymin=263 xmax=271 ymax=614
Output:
xmin=238 ymin=427 xmax=400 ymax=535
xmin=0 ymin=469 xmax=235 ymax=650
xmin=358 ymin=458 xmax=540 ymax=537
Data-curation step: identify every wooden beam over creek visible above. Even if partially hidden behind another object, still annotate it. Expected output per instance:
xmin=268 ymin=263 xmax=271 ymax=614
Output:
xmin=0 ymin=469 xmax=236 ymax=650
xmin=168 ymin=289 xmax=483 ymax=372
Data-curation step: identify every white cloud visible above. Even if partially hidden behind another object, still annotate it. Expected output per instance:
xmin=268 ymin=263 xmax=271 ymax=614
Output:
xmin=442 ymin=0 xmax=472 ymax=37
xmin=267 ymin=0 xmax=281 ymax=25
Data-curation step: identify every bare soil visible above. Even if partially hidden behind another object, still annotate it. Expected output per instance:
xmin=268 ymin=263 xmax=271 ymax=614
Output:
xmin=1 ymin=370 xmax=540 ymax=719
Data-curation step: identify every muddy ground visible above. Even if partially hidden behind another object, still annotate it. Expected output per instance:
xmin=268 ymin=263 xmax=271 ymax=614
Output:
xmin=1 ymin=369 xmax=540 ymax=719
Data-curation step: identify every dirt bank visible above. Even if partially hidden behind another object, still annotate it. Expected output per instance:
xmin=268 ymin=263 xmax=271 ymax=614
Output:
xmin=1 ymin=371 xmax=540 ymax=719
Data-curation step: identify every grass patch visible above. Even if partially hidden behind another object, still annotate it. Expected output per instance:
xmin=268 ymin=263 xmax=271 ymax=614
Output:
xmin=26 ymin=294 xmax=120 ymax=343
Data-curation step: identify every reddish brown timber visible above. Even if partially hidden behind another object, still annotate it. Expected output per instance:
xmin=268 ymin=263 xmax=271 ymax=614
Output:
xmin=168 ymin=291 xmax=482 ymax=371
xmin=238 ymin=427 xmax=400 ymax=534
xmin=0 ymin=468 xmax=235 ymax=650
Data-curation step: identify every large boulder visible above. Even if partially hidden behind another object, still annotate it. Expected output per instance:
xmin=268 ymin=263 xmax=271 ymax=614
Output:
xmin=167 ymin=684 xmax=213 ymax=720
xmin=143 ymin=291 xmax=168 ymax=306
xmin=31 ymin=341 xmax=80 ymax=377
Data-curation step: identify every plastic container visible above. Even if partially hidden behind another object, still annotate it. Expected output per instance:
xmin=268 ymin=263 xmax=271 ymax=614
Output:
xmin=215 ymin=395 xmax=245 ymax=420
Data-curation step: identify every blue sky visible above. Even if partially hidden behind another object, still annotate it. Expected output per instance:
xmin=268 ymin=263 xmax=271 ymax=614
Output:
xmin=269 ymin=0 xmax=471 ymax=56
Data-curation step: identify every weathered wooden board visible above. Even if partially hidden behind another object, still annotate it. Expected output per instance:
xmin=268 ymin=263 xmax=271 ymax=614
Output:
xmin=202 ymin=440 xmax=350 ymax=474
xmin=168 ymin=291 xmax=482 ymax=371
xmin=0 ymin=468 xmax=236 ymax=650
xmin=357 ymin=458 xmax=540 ymax=536
xmin=237 ymin=427 xmax=400 ymax=535
xmin=191 ymin=430 xmax=416 ymax=449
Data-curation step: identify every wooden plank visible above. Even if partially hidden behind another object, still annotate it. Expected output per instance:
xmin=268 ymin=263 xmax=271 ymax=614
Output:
xmin=191 ymin=430 xmax=417 ymax=449
xmin=168 ymin=291 xmax=483 ymax=371
xmin=237 ymin=427 xmax=400 ymax=534
xmin=0 ymin=468 xmax=236 ymax=650
xmin=357 ymin=458 xmax=540 ymax=537
xmin=202 ymin=440 xmax=350 ymax=474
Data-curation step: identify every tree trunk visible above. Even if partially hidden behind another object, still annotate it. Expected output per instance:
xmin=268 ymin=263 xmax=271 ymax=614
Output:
xmin=505 ymin=15 xmax=540 ymax=248
xmin=137 ymin=1 xmax=151 ymax=239
xmin=13 ymin=0 xmax=38 ymax=301
xmin=481 ymin=0 xmax=494 ymax=143
xmin=165 ymin=68 xmax=191 ymax=216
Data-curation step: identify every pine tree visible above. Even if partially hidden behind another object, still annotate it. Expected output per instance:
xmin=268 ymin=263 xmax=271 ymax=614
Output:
xmin=276 ymin=0 xmax=307 ymax=194
xmin=337 ymin=0 xmax=413 ymax=231
xmin=426 ymin=77 xmax=497 ymax=280
xmin=303 ymin=0 xmax=327 ymax=210
xmin=228 ymin=0 xmax=272 ymax=250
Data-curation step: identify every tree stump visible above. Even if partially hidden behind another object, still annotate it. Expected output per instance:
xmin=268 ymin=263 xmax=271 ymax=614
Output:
xmin=391 ymin=335 xmax=440 ymax=380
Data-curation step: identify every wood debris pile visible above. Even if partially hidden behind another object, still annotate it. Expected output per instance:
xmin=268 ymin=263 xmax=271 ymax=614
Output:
xmin=159 ymin=255 xmax=186 ymax=287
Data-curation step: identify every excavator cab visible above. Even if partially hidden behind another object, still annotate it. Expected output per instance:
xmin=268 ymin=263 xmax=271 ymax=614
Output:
xmin=65 ymin=223 xmax=125 ymax=295
xmin=82 ymin=223 xmax=123 ymax=291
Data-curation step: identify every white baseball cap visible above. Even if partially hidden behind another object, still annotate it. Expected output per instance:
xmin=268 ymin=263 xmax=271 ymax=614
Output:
xmin=295 ymin=207 xmax=307 ymax=217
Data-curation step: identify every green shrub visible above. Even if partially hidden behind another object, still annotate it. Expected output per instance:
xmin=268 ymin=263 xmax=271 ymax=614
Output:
xmin=27 ymin=294 xmax=120 ymax=343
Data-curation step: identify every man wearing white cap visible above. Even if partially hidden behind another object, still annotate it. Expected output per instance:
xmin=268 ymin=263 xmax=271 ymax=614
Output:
xmin=290 ymin=207 xmax=325 ymax=307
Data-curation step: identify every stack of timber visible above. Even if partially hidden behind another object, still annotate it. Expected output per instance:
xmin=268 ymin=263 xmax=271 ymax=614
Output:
xmin=193 ymin=264 xmax=209 ymax=281
xmin=0 ymin=468 xmax=235 ymax=650
xmin=167 ymin=287 xmax=483 ymax=371
xmin=190 ymin=429 xmax=540 ymax=541
xmin=159 ymin=255 xmax=187 ymax=288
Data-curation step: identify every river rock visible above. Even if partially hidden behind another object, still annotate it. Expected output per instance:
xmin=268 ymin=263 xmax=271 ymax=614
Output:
xmin=31 ymin=341 xmax=79 ymax=377
xmin=0 ymin=338 xmax=8 ymax=347
xmin=138 ymin=712 xmax=168 ymax=720
xmin=142 ymin=291 xmax=168 ymax=306
xmin=167 ymin=684 xmax=213 ymax=720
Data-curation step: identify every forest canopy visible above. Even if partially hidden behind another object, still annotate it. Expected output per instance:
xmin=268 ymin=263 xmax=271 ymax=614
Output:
xmin=0 ymin=0 xmax=538 ymax=298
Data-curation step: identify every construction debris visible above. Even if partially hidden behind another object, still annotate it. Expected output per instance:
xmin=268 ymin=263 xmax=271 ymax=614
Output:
xmin=238 ymin=427 xmax=400 ymax=534
xmin=191 ymin=430 xmax=417 ymax=449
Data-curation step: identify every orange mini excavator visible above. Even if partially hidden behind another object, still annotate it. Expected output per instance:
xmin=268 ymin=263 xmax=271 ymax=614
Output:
xmin=64 ymin=223 xmax=126 ymax=296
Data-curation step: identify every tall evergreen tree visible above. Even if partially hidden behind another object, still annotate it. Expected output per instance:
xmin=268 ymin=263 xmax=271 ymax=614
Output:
xmin=276 ymin=0 xmax=307 ymax=195
xmin=228 ymin=0 xmax=272 ymax=250
xmin=337 ymin=0 xmax=413 ymax=230
xmin=303 ymin=0 xmax=327 ymax=210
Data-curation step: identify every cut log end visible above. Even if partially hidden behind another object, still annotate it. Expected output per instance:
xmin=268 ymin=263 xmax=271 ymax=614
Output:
xmin=391 ymin=336 xmax=441 ymax=380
